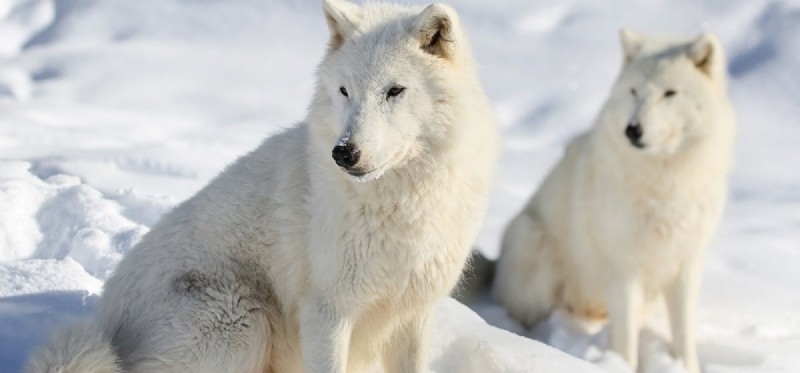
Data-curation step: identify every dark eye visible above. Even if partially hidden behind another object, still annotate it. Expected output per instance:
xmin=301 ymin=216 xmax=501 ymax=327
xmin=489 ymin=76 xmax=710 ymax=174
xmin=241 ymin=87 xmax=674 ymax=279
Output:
xmin=630 ymin=88 xmax=637 ymax=97
xmin=387 ymin=86 xmax=405 ymax=99
xmin=664 ymin=89 xmax=677 ymax=98
xmin=339 ymin=86 xmax=348 ymax=97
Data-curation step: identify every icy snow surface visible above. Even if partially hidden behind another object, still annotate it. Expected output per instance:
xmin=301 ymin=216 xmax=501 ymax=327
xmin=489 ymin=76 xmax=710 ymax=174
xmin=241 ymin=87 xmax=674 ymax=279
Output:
xmin=1 ymin=0 xmax=798 ymax=372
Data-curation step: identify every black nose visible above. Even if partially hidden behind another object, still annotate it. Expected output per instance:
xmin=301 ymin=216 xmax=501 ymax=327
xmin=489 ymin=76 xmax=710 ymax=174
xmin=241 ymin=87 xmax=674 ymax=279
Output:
xmin=625 ymin=122 xmax=643 ymax=142
xmin=332 ymin=142 xmax=361 ymax=169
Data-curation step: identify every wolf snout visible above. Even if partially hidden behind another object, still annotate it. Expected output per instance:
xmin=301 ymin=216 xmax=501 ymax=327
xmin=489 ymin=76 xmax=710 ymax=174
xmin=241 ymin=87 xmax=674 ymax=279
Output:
xmin=625 ymin=121 xmax=645 ymax=148
xmin=332 ymin=142 xmax=361 ymax=169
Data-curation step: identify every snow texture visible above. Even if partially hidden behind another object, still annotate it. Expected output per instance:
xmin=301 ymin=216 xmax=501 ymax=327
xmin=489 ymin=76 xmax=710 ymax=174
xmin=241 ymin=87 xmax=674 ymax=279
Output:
xmin=1 ymin=0 xmax=798 ymax=372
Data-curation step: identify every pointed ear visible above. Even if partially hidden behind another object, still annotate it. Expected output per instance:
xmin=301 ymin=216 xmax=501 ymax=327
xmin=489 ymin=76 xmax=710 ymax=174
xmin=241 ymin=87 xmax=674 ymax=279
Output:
xmin=687 ymin=33 xmax=726 ymax=84
xmin=322 ymin=0 xmax=361 ymax=51
xmin=415 ymin=4 xmax=460 ymax=59
xmin=620 ymin=27 xmax=644 ymax=63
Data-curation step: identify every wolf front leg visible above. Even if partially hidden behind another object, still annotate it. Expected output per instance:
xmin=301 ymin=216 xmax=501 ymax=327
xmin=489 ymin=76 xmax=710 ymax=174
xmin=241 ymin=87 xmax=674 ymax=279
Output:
xmin=299 ymin=296 xmax=353 ymax=373
xmin=382 ymin=310 xmax=432 ymax=373
xmin=666 ymin=256 xmax=703 ymax=373
xmin=607 ymin=275 xmax=644 ymax=371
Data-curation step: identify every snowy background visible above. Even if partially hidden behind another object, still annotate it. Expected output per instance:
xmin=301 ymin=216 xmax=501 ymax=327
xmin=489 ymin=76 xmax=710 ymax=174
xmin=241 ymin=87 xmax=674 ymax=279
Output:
xmin=0 ymin=0 xmax=798 ymax=372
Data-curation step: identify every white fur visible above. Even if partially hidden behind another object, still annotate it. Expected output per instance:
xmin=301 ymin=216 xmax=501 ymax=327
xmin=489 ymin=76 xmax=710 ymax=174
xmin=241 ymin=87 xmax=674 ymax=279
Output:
xmin=26 ymin=1 xmax=499 ymax=372
xmin=492 ymin=29 xmax=735 ymax=373
xmin=26 ymin=321 xmax=121 ymax=373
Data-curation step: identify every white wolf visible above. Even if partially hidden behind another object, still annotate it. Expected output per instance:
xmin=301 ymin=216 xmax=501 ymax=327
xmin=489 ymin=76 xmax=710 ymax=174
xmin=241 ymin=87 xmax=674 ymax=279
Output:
xmin=492 ymin=29 xmax=735 ymax=373
xmin=27 ymin=1 xmax=499 ymax=372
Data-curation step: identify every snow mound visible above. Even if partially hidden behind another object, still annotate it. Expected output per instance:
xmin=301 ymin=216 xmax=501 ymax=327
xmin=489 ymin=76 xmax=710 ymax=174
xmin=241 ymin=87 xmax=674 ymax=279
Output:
xmin=0 ymin=161 xmax=147 ymax=295
xmin=0 ymin=162 xmax=45 ymax=261
xmin=432 ymin=298 xmax=601 ymax=372
xmin=474 ymin=301 xmax=691 ymax=373
xmin=0 ymin=257 xmax=102 ymax=296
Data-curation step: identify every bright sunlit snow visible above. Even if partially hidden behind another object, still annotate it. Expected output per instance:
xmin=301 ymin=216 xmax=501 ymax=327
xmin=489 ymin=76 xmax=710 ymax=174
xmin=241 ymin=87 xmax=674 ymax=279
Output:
xmin=1 ymin=0 xmax=798 ymax=372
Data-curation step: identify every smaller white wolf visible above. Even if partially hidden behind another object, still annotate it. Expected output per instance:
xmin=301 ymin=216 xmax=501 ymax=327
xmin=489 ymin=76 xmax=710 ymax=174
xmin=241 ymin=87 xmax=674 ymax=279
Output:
xmin=27 ymin=1 xmax=498 ymax=372
xmin=492 ymin=29 xmax=735 ymax=373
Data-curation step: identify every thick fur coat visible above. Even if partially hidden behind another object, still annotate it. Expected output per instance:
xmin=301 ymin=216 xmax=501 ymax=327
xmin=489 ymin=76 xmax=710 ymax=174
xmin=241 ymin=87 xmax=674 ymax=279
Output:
xmin=492 ymin=29 xmax=735 ymax=373
xmin=27 ymin=1 xmax=499 ymax=372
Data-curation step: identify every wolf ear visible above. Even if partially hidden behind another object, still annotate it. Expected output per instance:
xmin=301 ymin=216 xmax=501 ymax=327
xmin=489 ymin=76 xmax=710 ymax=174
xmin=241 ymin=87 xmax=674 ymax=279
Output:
xmin=415 ymin=4 xmax=459 ymax=59
xmin=322 ymin=0 xmax=361 ymax=51
xmin=620 ymin=28 xmax=644 ymax=63
xmin=687 ymin=33 xmax=726 ymax=84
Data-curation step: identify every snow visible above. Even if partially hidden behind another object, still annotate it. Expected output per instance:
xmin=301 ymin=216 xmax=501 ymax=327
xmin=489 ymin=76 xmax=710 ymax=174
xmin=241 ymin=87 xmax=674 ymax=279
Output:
xmin=433 ymin=299 xmax=600 ymax=372
xmin=0 ymin=0 xmax=798 ymax=372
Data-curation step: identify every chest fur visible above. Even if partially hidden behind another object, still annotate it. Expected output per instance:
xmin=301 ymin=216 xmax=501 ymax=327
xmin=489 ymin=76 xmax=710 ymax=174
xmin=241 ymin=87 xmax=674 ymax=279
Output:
xmin=317 ymin=169 xmax=481 ymax=302
xmin=585 ymin=157 xmax=727 ymax=278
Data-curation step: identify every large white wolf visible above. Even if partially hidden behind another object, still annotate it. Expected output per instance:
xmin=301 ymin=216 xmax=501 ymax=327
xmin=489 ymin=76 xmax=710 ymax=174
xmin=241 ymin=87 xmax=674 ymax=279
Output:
xmin=27 ymin=1 xmax=499 ymax=372
xmin=492 ymin=29 xmax=735 ymax=373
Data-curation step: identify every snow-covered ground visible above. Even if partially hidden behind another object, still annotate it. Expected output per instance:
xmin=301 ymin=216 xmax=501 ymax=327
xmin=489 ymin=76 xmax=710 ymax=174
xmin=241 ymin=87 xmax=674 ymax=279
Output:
xmin=0 ymin=0 xmax=798 ymax=372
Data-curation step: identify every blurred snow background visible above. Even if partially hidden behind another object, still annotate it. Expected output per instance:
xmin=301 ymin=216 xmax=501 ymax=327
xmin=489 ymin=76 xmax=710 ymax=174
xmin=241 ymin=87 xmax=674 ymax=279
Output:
xmin=0 ymin=0 xmax=798 ymax=372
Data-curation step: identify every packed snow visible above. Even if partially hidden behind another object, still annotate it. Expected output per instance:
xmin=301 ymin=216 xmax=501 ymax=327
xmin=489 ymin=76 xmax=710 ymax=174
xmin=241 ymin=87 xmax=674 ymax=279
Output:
xmin=0 ymin=0 xmax=798 ymax=372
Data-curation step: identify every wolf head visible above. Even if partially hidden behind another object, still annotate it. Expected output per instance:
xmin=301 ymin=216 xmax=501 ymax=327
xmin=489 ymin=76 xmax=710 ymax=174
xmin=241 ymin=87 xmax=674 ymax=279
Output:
xmin=311 ymin=0 xmax=475 ymax=182
xmin=600 ymin=28 xmax=730 ymax=156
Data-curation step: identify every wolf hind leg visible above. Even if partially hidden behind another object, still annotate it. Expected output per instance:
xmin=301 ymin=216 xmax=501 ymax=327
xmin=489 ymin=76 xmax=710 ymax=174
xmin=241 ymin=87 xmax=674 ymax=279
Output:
xmin=492 ymin=212 xmax=560 ymax=328
xmin=126 ymin=316 xmax=270 ymax=373
xmin=119 ymin=271 xmax=273 ymax=373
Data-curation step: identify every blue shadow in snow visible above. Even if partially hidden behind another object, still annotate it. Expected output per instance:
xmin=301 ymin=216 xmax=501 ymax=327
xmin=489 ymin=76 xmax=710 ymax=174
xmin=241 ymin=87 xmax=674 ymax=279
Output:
xmin=0 ymin=291 xmax=98 ymax=373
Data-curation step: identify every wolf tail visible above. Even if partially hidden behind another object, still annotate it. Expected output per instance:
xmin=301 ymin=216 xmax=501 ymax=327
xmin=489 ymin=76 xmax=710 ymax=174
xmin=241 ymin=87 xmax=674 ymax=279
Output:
xmin=26 ymin=320 xmax=122 ymax=373
xmin=452 ymin=249 xmax=497 ymax=305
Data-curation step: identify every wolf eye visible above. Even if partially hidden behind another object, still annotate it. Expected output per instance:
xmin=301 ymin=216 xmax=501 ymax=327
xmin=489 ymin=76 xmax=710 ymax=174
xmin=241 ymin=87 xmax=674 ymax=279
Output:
xmin=339 ymin=86 xmax=348 ymax=97
xmin=630 ymin=88 xmax=637 ymax=97
xmin=664 ymin=89 xmax=677 ymax=98
xmin=386 ymin=86 xmax=405 ymax=99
